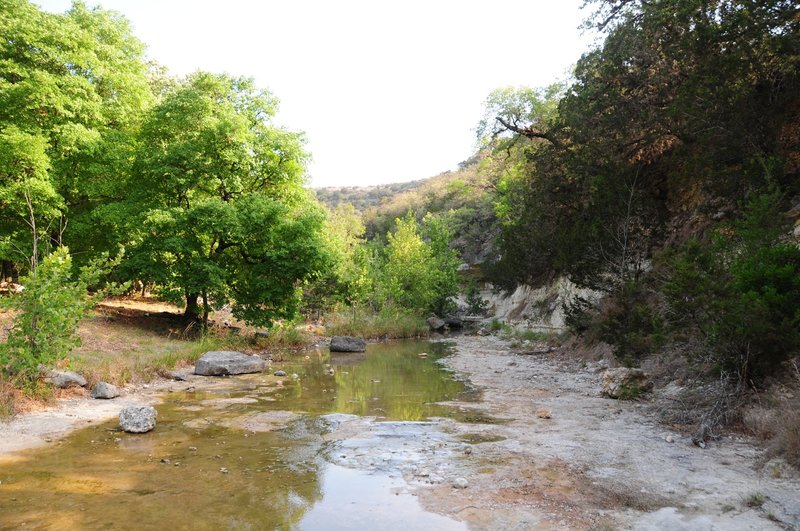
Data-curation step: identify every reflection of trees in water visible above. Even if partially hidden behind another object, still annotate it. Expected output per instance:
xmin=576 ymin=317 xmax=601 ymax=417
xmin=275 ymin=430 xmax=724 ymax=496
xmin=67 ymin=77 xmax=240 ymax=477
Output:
xmin=0 ymin=412 xmax=325 ymax=529
xmin=329 ymin=341 xmax=464 ymax=420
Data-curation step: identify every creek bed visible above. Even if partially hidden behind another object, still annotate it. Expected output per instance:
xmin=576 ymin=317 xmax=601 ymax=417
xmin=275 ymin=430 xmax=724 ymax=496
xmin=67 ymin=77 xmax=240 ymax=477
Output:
xmin=0 ymin=340 xmax=473 ymax=530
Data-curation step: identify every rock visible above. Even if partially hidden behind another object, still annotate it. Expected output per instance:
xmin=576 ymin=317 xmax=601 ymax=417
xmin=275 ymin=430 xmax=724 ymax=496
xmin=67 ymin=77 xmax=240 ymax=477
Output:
xmin=90 ymin=382 xmax=119 ymax=399
xmin=254 ymin=330 xmax=270 ymax=339
xmin=601 ymin=368 xmax=653 ymax=399
xmin=329 ymin=336 xmax=366 ymax=352
xmin=46 ymin=370 xmax=87 ymax=389
xmin=274 ymin=370 xmax=287 ymax=377
xmin=477 ymin=327 xmax=490 ymax=336
xmin=444 ymin=317 xmax=463 ymax=329
xmin=119 ymin=406 xmax=157 ymax=433
xmin=427 ymin=317 xmax=446 ymax=331
xmin=665 ymin=435 xmax=675 ymax=443
xmin=194 ymin=351 xmax=266 ymax=376
xmin=452 ymin=477 xmax=469 ymax=489
xmin=535 ymin=408 xmax=552 ymax=419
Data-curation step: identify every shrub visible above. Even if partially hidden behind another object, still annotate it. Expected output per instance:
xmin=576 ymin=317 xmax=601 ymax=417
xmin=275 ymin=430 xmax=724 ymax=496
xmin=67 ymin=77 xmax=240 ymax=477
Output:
xmin=0 ymin=247 xmax=124 ymax=393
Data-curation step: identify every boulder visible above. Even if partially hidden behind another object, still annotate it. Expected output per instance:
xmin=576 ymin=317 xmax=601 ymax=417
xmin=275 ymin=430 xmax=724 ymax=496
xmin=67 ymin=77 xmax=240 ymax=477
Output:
xmin=90 ymin=382 xmax=119 ymax=399
xmin=601 ymin=368 xmax=653 ymax=399
xmin=46 ymin=370 xmax=87 ymax=389
xmin=427 ymin=317 xmax=446 ymax=331
xmin=119 ymin=406 xmax=157 ymax=433
xmin=329 ymin=336 xmax=366 ymax=353
xmin=194 ymin=351 xmax=266 ymax=376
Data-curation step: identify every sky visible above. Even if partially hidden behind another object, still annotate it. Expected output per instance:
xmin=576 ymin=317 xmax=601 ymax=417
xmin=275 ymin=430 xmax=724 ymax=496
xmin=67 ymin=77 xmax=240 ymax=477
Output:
xmin=36 ymin=0 xmax=597 ymax=188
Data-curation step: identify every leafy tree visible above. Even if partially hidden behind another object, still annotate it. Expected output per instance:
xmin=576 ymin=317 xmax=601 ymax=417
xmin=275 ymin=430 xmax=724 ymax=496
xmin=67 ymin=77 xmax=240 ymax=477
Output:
xmin=0 ymin=0 xmax=153 ymax=271
xmin=304 ymin=203 xmax=372 ymax=312
xmin=378 ymin=212 xmax=460 ymax=315
xmin=123 ymin=72 xmax=327 ymax=326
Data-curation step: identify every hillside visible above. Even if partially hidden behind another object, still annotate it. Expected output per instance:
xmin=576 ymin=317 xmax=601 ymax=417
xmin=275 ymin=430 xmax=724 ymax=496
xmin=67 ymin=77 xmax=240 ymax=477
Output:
xmin=314 ymin=181 xmax=426 ymax=212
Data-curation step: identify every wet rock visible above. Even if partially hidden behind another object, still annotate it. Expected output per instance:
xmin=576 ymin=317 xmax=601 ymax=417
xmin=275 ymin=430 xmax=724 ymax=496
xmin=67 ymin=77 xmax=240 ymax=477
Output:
xmin=90 ymin=382 xmax=119 ymax=399
xmin=601 ymin=368 xmax=652 ymax=399
xmin=452 ymin=477 xmax=469 ymax=489
xmin=427 ymin=317 xmax=446 ymax=331
xmin=45 ymin=370 xmax=87 ymax=389
xmin=119 ymin=406 xmax=157 ymax=433
xmin=194 ymin=351 xmax=266 ymax=376
xmin=274 ymin=370 xmax=287 ymax=377
xmin=330 ymin=336 xmax=367 ymax=352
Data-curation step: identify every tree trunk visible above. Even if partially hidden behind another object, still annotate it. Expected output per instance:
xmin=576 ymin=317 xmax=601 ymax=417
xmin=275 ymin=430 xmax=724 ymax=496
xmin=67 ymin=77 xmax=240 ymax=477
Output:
xmin=201 ymin=289 xmax=209 ymax=331
xmin=184 ymin=291 xmax=200 ymax=320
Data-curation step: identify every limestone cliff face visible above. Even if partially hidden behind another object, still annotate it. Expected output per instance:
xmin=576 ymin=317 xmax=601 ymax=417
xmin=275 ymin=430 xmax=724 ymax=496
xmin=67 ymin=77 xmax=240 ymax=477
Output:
xmin=475 ymin=277 xmax=602 ymax=332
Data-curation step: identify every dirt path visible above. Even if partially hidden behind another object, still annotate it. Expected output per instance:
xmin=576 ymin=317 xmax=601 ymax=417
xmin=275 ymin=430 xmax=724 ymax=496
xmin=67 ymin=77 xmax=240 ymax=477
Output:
xmin=411 ymin=335 xmax=800 ymax=530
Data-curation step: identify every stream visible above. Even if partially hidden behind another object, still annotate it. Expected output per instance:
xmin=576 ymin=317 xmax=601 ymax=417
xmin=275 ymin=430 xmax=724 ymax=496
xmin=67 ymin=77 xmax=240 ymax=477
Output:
xmin=0 ymin=340 xmax=475 ymax=530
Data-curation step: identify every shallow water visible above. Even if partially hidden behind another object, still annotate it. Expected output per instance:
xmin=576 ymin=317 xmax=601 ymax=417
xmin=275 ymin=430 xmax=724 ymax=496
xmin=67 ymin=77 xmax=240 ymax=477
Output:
xmin=0 ymin=341 xmax=470 ymax=529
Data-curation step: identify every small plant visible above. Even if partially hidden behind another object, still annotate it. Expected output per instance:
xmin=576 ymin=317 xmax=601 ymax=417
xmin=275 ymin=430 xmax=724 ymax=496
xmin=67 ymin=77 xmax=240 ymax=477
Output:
xmin=745 ymin=493 xmax=766 ymax=508
xmin=615 ymin=383 xmax=644 ymax=400
xmin=464 ymin=280 xmax=488 ymax=316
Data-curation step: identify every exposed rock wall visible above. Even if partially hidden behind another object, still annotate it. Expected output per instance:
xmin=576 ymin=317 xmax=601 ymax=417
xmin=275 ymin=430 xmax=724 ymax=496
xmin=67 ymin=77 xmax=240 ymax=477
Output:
xmin=478 ymin=277 xmax=602 ymax=331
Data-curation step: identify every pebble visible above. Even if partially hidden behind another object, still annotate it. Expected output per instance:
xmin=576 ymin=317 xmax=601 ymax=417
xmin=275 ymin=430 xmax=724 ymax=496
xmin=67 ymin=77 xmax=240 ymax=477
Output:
xmin=452 ymin=477 xmax=469 ymax=489
xmin=665 ymin=435 xmax=675 ymax=443
xmin=464 ymin=446 xmax=473 ymax=455
xmin=274 ymin=370 xmax=287 ymax=377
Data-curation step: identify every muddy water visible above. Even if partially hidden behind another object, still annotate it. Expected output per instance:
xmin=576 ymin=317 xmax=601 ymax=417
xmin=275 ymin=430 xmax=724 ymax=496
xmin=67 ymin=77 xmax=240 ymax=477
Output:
xmin=0 ymin=341 xmax=470 ymax=530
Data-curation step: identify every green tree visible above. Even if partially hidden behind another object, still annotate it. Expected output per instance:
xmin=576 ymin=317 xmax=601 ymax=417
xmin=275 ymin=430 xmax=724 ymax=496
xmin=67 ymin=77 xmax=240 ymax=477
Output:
xmin=124 ymin=72 xmax=327 ymax=327
xmin=0 ymin=0 xmax=153 ymax=271
xmin=378 ymin=212 xmax=459 ymax=315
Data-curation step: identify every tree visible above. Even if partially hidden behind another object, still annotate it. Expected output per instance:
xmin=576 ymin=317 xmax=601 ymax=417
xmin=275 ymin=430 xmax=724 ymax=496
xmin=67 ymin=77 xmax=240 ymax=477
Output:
xmin=378 ymin=212 xmax=460 ymax=315
xmin=124 ymin=72 xmax=327 ymax=327
xmin=0 ymin=0 xmax=153 ymax=272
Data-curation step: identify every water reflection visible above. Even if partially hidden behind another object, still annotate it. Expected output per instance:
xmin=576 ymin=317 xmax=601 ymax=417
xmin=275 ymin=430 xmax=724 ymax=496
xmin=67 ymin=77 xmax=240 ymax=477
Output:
xmin=0 ymin=340 xmax=467 ymax=529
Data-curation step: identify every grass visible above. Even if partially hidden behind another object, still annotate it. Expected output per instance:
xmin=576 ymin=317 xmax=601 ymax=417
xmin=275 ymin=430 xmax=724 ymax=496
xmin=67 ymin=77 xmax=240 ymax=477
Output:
xmin=324 ymin=306 xmax=428 ymax=339
xmin=745 ymin=492 xmax=766 ymax=508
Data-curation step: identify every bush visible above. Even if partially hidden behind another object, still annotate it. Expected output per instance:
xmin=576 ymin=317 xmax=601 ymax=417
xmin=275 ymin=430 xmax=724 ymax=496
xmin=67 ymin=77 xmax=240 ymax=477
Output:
xmin=0 ymin=247 xmax=123 ymax=393
xmin=325 ymin=305 xmax=428 ymax=339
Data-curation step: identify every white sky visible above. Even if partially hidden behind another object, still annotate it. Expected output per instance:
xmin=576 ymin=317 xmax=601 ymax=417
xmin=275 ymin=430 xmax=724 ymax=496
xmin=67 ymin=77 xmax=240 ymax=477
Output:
xmin=36 ymin=0 xmax=596 ymax=187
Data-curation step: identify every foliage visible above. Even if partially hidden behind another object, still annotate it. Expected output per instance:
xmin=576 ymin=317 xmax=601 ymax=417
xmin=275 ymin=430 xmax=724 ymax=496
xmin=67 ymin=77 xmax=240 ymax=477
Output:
xmin=303 ymin=203 xmax=372 ymax=312
xmin=324 ymin=305 xmax=428 ymax=339
xmin=0 ymin=247 xmax=123 ymax=391
xmin=464 ymin=280 xmax=488 ymax=316
xmin=661 ymin=192 xmax=800 ymax=383
xmin=0 ymin=0 xmax=154 ymax=268
xmin=482 ymin=0 xmax=799 ymax=290
xmin=376 ymin=212 xmax=460 ymax=315
xmin=122 ymin=72 xmax=328 ymax=327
